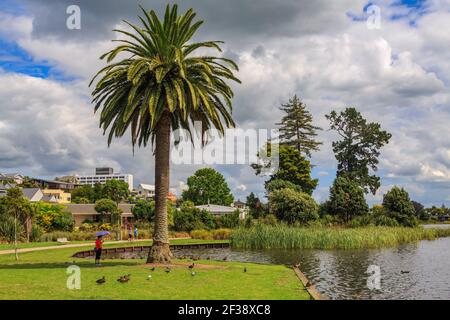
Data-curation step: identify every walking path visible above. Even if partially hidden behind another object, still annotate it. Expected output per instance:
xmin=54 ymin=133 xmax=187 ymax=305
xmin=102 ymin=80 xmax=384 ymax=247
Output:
xmin=0 ymin=238 xmax=190 ymax=255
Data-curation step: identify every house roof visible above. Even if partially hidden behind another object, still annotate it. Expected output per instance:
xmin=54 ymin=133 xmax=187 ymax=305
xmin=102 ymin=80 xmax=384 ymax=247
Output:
xmin=64 ymin=204 xmax=134 ymax=216
xmin=23 ymin=188 xmax=41 ymax=200
xmin=138 ymin=184 xmax=155 ymax=191
xmin=196 ymin=204 xmax=236 ymax=214
xmin=42 ymin=195 xmax=57 ymax=203
xmin=0 ymin=183 xmax=15 ymax=190
xmin=0 ymin=173 xmax=23 ymax=178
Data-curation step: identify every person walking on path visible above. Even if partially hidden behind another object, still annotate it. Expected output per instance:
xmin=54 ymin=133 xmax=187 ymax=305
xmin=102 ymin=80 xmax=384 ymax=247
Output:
xmin=128 ymin=225 xmax=133 ymax=241
xmin=94 ymin=236 xmax=104 ymax=266
xmin=134 ymin=226 xmax=138 ymax=239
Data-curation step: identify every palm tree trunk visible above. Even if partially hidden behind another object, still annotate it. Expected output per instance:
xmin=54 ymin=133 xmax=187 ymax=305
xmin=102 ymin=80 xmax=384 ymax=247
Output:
xmin=147 ymin=111 xmax=172 ymax=263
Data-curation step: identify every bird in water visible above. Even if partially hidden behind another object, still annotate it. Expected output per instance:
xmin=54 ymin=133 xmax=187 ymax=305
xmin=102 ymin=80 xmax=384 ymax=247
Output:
xmin=188 ymin=263 xmax=195 ymax=270
xmin=294 ymin=263 xmax=301 ymax=269
xmin=401 ymin=270 xmax=410 ymax=274
xmin=96 ymin=276 xmax=106 ymax=284
xmin=305 ymin=281 xmax=313 ymax=288
xmin=117 ymin=274 xmax=131 ymax=283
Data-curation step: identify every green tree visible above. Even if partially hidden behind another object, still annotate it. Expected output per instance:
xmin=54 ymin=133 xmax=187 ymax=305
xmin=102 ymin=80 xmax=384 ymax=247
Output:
xmin=382 ymin=187 xmax=417 ymax=227
xmin=326 ymin=108 xmax=392 ymax=195
xmin=277 ymin=95 xmax=322 ymax=157
xmin=265 ymin=179 xmax=303 ymax=194
xmin=34 ymin=202 xmax=73 ymax=232
xmin=182 ymin=168 xmax=234 ymax=206
xmin=246 ymin=192 xmax=265 ymax=219
xmin=411 ymin=201 xmax=426 ymax=220
xmin=94 ymin=199 xmax=119 ymax=223
xmin=132 ymin=199 xmax=155 ymax=222
xmin=263 ymin=145 xmax=318 ymax=195
xmin=328 ymin=176 xmax=368 ymax=223
xmin=0 ymin=188 xmax=31 ymax=260
xmin=173 ymin=201 xmax=215 ymax=231
xmin=91 ymin=5 xmax=239 ymax=263
xmin=71 ymin=185 xmax=96 ymax=203
xmin=269 ymin=188 xmax=319 ymax=224
xmin=102 ymin=179 xmax=130 ymax=204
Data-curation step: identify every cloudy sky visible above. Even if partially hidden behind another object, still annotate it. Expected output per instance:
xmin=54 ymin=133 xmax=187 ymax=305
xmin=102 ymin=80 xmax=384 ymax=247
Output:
xmin=1 ymin=0 xmax=450 ymax=206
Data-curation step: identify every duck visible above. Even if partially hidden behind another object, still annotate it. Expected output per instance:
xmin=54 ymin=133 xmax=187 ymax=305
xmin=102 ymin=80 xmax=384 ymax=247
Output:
xmin=188 ymin=263 xmax=195 ymax=270
xmin=244 ymin=267 xmax=247 ymax=273
xmin=150 ymin=267 xmax=156 ymax=272
xmin=117 ymin=274 xmax=131 ymax=283
xmin=96 ymin=276 xmax=106 ymax=284
xmin=222 ymin=256 xmax=228 ymax=261
xmin=165 ymin=267 xmax=171 ymax=274
xmin=401 ymin=270 xmax=410 ymax=274
xmin=294 ymin=263 xmax=301 ymax=269
xmin=305 ymin=281 xmax=313 ymax=288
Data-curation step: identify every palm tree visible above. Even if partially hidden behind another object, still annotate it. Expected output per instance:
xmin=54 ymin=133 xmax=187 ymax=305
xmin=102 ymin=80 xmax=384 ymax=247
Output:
xmin=90 ymin=4 xmax=240 ymax=263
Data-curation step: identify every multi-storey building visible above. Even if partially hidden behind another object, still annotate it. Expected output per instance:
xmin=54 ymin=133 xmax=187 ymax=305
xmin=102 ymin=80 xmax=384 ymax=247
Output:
xmin=76 ymin=168 xmax=133 ymax=191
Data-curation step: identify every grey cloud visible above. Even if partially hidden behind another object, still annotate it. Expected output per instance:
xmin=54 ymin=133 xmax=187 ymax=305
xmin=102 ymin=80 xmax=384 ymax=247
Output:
xmin=20 ymin=0 xmax=364 ymax=45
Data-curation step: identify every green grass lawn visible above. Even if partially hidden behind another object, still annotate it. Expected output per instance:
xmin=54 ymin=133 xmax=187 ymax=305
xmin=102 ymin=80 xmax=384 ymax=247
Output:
xmin=0 ymin=240 xmax=96 ymax=251
xmin=0 ymin=239 xmax=309 ymax=300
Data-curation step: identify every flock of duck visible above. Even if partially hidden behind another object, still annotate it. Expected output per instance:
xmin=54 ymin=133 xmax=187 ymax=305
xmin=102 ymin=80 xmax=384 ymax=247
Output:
xmin=95 ymin=261 xmax=245 ymax=285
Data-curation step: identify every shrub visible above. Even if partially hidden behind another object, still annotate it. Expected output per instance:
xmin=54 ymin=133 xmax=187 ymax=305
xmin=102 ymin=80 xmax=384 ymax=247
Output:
xmin=0 ymin=215 xmax=23 ymax=242
xmin=39 ymin=231 xmax=97 ymax=242
xmin=258 ymin=214 xmax=278 ymax=225
xmin=30 ymin=224 xmax=44 ymax=242
xmin=190 ymin=229 xmax=213 ymax=240
xmin=211 ymin=228 xmax=231 ymax=240
xmin=329 ymin=177 xmax=368 ymax=222
xmin=217 ymin=210 xmax=240 ymax=228
xmin=168 ymin=231 xmax=190 ymax=238
xmin=382 ymin=187 xmax=418 ymax=227
xmin=269 ymin=188 xmax=319 ymax=224
xmin=320 ymin=214 xmax=338 ymax=226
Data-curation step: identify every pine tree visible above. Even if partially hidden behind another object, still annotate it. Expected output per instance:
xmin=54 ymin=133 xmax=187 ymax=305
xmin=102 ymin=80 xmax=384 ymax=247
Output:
xmin=277 ymin=95 xmax=322 ymax=157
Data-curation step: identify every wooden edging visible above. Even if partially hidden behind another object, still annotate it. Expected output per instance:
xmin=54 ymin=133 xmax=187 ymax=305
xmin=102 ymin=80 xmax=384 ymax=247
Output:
xmin=71 ymin=242 xmax=230 ymax=258
xmin=293 ymin=266 xmax=326 ymax=300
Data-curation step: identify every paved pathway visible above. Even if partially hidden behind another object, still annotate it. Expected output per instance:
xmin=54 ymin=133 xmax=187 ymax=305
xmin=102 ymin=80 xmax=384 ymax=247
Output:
xmin=0 ymin=238 xmax=190 ymax=255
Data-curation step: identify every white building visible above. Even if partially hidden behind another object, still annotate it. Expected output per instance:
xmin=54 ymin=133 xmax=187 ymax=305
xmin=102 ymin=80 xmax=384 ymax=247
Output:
xmin=196 ymin=204 xmax=247 ymax=220
xmin=0 ymin=173 xmax=24 ymax=185
xmin=134 ymin=183 xmax=155 ymax=199
xmin=76 ymin=168 xmax=134 ymax=191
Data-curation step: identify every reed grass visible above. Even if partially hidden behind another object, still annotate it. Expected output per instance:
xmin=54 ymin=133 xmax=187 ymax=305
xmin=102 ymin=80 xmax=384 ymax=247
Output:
xmin=230 ymin=224 xmax=450 ymax=250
